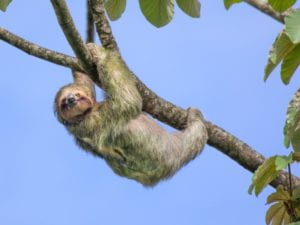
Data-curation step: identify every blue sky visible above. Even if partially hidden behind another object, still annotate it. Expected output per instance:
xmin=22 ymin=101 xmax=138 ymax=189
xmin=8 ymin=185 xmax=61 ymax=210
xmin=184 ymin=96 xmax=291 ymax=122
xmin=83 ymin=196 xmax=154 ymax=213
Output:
xmin=1 ymin=1 xmax=300 ymax=225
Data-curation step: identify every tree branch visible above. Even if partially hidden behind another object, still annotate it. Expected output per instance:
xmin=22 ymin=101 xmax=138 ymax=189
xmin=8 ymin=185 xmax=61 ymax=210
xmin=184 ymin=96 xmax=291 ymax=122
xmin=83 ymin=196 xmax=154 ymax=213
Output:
xmin=0 ymin=27 xmax=82 ymax=71
xmin=136 ymin=79 xmax=299 ymax=188
xmin=86 ymin=0 xmax=95 ymax=43
xmin=50 ymin=0 xmax=94 ymax=75
xmin=244 ymin=0 xmax=291 ymax=24
xmin=88 ymin=0 xmax=119 ymax=51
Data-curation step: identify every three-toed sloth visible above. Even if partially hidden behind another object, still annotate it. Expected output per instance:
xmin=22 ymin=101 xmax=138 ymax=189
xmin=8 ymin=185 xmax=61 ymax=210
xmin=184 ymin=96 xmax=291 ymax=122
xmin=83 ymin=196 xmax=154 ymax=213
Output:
xmin=55 ymin=43 xmax=208 ymax=186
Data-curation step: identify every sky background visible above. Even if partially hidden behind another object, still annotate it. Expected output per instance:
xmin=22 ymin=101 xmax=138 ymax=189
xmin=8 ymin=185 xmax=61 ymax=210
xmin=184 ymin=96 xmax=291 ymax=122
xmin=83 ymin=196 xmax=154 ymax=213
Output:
xmin=1 ymin=1 xmax=300 ymax=225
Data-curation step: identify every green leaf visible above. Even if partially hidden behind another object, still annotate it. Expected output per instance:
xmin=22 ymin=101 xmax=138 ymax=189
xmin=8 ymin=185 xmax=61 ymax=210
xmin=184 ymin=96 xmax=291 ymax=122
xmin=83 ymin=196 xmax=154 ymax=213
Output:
xmin=266 ymin=187 xmax=291 ymax=225
xmin=265 ymin=202 xmax=285 ymax=225
xmin=288 ymin=222 xmax=300 ymax=225
xmin=0 ymin=0 xmax=12 ymax=12
xmin=285 ymin=9 xmax=300 ymax=44
xmin=271 ymin=205 xmax=287 ymax=225
xmin=248 ymin=156 xmax=279 ymax=196
xmin=275 ymin=155 xmax=293 ymax=171
xmin=281 ymin=44 xmax=300 ymax=84
xmin=284 ymin=213 xmax=291 ymax=225
xmin=292 ymin=185 xmax=300 ymax=203
xmin=176 ymin=0 xmax=200 ymax=18
xmin=264 ymin=31 xmax=296 ymax=81
xmin=284 ymin=134 xmax=291 ymax=148
xmin=105 ymin=0 xmax=126 ymax=21
xmin=292 ymin=152 xmax=300 ymax=161
xmin=292 ymin=128 xmax=300 ymax=152
xmin=284 ymin=89 xmax=300 ymax=149
xmin=139 ymin=0 xmax=174 ymax=28
xmin=268 ymin=0 xmax=296 ymax=13
xmin=223 ymin=0 xmax=242 ymax=10
xmin=266 ymin=186 xmax=290 ymax=204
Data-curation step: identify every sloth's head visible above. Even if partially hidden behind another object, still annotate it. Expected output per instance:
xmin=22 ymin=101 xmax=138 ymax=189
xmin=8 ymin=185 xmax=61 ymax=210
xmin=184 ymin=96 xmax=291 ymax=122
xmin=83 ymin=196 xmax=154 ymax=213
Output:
xmin=55 ymin=84 xmax=95 ymax=125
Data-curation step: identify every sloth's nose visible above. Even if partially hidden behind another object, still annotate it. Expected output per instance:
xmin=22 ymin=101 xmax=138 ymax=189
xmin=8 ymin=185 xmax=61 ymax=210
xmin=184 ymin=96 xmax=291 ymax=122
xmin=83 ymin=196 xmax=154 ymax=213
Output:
xmin=66 ymin=94 xmax=77 ymax=106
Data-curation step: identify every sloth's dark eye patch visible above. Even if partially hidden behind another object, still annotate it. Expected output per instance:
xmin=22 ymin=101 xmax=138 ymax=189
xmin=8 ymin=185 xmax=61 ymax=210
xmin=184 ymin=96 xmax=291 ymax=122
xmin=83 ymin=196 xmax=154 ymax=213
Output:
xmin=61 ymin=103 xmax=68 ymax=110
xmin=60 ymin=98 xmax=68 ymax=110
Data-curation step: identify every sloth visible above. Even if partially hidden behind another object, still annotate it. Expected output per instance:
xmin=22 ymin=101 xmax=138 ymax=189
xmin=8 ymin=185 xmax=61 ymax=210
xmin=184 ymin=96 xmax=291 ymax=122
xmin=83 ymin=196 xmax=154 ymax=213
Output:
xmin=55 ymin=43 xmax=208 ymax=186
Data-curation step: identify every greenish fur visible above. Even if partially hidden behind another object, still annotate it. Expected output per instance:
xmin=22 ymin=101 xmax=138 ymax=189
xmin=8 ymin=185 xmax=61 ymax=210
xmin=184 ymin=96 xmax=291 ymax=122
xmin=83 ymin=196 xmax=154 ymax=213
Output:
xmin=55 ymin=44 xmax=208 ymax=186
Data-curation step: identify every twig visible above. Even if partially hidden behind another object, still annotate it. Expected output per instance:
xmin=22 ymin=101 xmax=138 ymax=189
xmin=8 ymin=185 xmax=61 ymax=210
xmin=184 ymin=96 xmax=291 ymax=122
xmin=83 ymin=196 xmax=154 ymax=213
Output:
xmin=88 ymin=0 xmax=119 ymax=50
xmin=244 ymin=0 xmax=290 ymax=24
xmin=50 ymin=0 xmax=94 ymax=75
xmin=288 ymin=164 xmax=293 ymax=197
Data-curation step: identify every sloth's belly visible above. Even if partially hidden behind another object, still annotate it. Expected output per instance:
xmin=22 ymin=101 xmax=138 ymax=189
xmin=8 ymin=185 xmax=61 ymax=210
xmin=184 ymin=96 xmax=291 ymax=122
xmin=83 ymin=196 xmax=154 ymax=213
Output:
xmin=80 ymin=128 xmax=171 ymax=186
xmin=101 ymin=146 xmax=168 ymax=186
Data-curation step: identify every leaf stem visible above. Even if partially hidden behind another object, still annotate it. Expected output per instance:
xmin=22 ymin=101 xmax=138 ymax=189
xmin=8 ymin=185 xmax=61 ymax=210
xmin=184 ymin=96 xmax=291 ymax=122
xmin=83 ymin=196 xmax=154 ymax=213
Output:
xmin=288 ymin=163 xmax=293 ymax=196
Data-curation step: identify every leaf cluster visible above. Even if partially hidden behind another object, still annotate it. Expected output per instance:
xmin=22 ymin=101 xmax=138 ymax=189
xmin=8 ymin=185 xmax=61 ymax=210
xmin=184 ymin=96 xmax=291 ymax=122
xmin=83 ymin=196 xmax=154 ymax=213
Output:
xmin=105 ymin=0 xmax=200 ymax=28
xmin=264 ymin=10 xmax=300 ymax=84
xmin=249 ymin=85 xmax=300 ymax=224
xmin=265 ymin=185 xmax=300 ymax=225
xmin=249 ymin=155 xmax=293 ymax=196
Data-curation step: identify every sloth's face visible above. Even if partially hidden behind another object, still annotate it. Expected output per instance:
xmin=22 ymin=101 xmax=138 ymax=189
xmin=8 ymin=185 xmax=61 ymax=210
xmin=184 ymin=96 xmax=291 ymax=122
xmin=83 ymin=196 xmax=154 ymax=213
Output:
xmin=56 ymin=88 xmax=94 ymax=124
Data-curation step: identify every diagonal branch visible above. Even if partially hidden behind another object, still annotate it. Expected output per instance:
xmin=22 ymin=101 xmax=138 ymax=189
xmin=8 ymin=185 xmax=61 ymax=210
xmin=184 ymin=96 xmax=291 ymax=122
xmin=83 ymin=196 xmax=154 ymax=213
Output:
xmin=88 ymin=0 xmax=119 ymax=51
xmin=0 ymin=27 xmax=82 ymax=71
xmin=243 ymin=0 xmax=291 ymax=24
xmin=50 ymin=0 xmax=94 ymax=75
xmin=86 ymin=0 xmax=95 ymax=43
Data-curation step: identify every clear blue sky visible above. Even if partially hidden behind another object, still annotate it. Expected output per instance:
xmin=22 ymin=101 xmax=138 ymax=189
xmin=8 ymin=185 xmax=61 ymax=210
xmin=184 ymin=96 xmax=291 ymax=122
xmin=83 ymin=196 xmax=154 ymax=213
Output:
xmin=1 ymin=1 xmax=299 ymax=225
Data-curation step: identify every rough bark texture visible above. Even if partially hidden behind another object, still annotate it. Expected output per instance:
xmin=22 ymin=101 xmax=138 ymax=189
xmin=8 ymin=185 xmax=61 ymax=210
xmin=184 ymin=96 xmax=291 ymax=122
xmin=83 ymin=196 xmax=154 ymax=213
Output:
xmin=88 ymin=0 xmax=119 ymax=50
xmin=0 ymin=27 xmax=81 ymax=70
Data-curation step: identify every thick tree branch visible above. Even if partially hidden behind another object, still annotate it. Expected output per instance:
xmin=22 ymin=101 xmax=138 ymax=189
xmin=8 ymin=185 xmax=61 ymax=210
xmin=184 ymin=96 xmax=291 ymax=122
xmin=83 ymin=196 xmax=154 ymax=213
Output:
xmin=88 ymin=0 xmax=119 ymax=51
xmin=50 ymin=0 xmax=94 ymax=75
xmin=136 ymin=80 xmax=299 ymax=188
xmin=244 ymin=0 xmax=290 ymax=24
